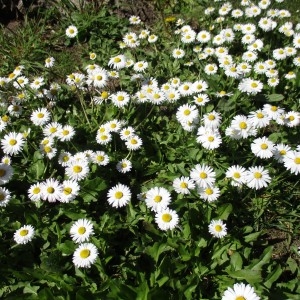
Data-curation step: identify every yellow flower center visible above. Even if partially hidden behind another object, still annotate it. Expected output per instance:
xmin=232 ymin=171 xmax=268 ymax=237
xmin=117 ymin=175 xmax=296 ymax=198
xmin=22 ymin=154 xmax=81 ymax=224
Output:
xmin=50 ymin=127 xmax=57 ymax=133
xmin=294 ymin=157 xmax=300 ymax=164
xmin=73 ymin=166 xmax=82 ymax=173
xmin=115 ymin=191 xmax=123 ymax=199
xmin=271 ymin=106 xmax=277 ymax=111
xmin=69 ymin=29 xmax=75 ymax=34
xmin=200 ymin=172 xmax=207 ymax=179
xmin=101 ymin=135 xmax=108 ymax=140
xmin=47 ymin=187 xmax=55 ymax=194
xmin=44 ymin=146 xmax=52 ymax=153
xmin=19 ymin=229 xmax=29 ymax=236
xmin=63 ymin=155 xmax=70 ymax=162
xmin=37 ymin=113 xmax=44 ymax=118
xmin=32 ymin=187 xmax=40 ymax=194
xmin=208 ymin=114 xmax=215 ymax=121
xmin=154 ymin=195 xmax=162 ymax=202
xmin=2 ymin=115 xmax=9 ymax=122
xmin=180 ymin=182 xmax=188 ymax=188
xmin=233 ymin=172 xmax=241 ymax=179
xmin=251 ymin=82 xmax=258 ymax=88
xmin=215 ymin=225 xmax=222 ymax=232
xmin=239 ymin=122 xmax=247 ymax=129
xmin=78 ymin=227 xmax=86 ymax=234
xmin=117 ymin=95 xmax=124 ymax=101
xmin=97 ymin=155 xmax=104 ymax=162
xmin=289 ymin=116 xmax=295 ymax=121
xmin=208 ymin=136 xmax=214 ymax=142
xmin=261 ymin=143 xmax=268 ymax=150
xmin=80 ymin=249 xmax=90 ymax=258
xmin=205 ymin=188 xmax=213 ymax=195
xmin=254 ymin=172 xmax=262 ymax=179
xmin=64 ymin=187 xmax=72 ymax=195
xmin=236 ymin=297 xmax=246 ymax=300
xmin=101 ymin=91 xmax=108 ymax=99
xmin=184 ymin=109 xmax=191 ymax=116
xmin=162 ymin=213 xmax=172 ymax=222
xmin=9 ymin=139 xmax=17 ymax=146
xmin=131 ymin=139 xmax=137 ymax=144
xmin=114 ymin=57 xmax=121 ymax=63
xmin=256 ymin=112 xmax=264 ymax=118
xmin=62 ymin=130 xmax=69 ymax=136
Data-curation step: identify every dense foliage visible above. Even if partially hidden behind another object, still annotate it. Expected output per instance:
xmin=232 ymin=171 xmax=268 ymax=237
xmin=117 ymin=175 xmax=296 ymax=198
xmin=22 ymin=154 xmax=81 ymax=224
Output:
xmin=0 ymin=0 xmax=299 ymax=299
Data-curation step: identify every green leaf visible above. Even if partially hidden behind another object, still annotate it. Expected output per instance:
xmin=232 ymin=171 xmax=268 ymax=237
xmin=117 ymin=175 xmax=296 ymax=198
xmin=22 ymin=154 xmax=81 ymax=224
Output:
xmin=249 ymin=246 xmax=273 ymax=270
xmin=23 ymin=284 xmax=40 ymax=295
xmin=230 ymin=251 xmax=243 ymax=271
xmin=264 ymin=264 xmax=282 ymax=289
xmin=244 ymin=231 xmax=262 ymax=243
xmin=226 ymin=269 xmax=262 ymax=284
xmin=267 ymin=94 xmax=284 ymax=102
xmin=216 ymin=203 xmax=233 ymax=220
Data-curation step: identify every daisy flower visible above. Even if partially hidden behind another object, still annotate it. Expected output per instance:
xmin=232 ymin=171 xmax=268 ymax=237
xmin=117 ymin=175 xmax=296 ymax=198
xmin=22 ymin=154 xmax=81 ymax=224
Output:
xmin=172 ymin=176 xmax=195 ymax=194
xmin=190 ymin=164 xmax=216 ymax=188
xmin=119 ymin=126 xmax=135 ymax=141
xmin=43 ymin=122 xmax=62 ymax=137
xmin=284 ymin=111 xmax=300 ymax=127
xmin=116 ymin=159 xmax=132 ymax=173
xmin=148 ymin=34 xmax=158 ymax=43
xmin=192 ymin=80 xmax=208 ymax=93
xmin=1 ymin=132 xmax=25 ymax=156
xmin=221 ymin=282 xmax=260 ymax=300
xmin=70 ymin=219 xmax=94 ymax=243
xmin=107 ymin=183 xmax=131 ymax=208
xmin=0 ymin=163 xmax=13 ymax=185
xmin=129 ymin=15 xmax=141 ymax=25
xmin=283 ymin=151 xmax=300 ymax=175
xmin=72 ymin=243 xmax=98 ymax=268
xmin=208 ymin=219 xmax=227 ymax=238
xmin=204 ymin=64 xmax=218 ymax=75
xmin=30 ymin=108 xmax=51 ymax=126
xmin=65 ymin=160 xmax=90 ymax=181
xmin=226 ymin=165 xmax=247 ymax=187
xmin=45 ymin=57 xmax=55 ymax=68
xmin=176 ymin=104 xmax=199 ymax=125
xmin=13 ymin=225 xmax=35 ymax=245
xmin=193 ymin=94 xmax=210 ymax=106
xmin=172 ymin=48 xmax=185 ymax=59
xmin=108 ymin=54 xmax=127 ymax=70
xmin=40 ymin=178 xmax=62 ymax=202
xmin=197 ymin=130 xmax=222 ymax=150
xmin=198 ymin=185 xmax=220 ymax=202
xmin=125 ymin=135 xmax=143 ymax=151
xmin=0 ymin=187 xmax=11 ymax=207
xmin=28 ymin=183 xmax=42 ymax=202
xmin=66 ymin=25 xmax=78 ymax=38
xmin=272 ymin=144 xmax=291 ymax=163
xmin=245 ymin=166 xmax=271 ymax=189
xmin=145 ymin=186 xmax=171 ymax=212
xmin=238 ymin=78 xmax=263 ymax=95
xmin=155 ymin=208 xmax=179 ymax=231
xmin=110 ymin=91 xmax=130 ymax=108
xmin=91 ymin=151 xmax=110 ymax=166
xmin=57 ymin=125 xmax=75 ymax=142
xmin=30 ymin=78 xmax=45 ymax=92
xmin=202 ymin=111 xmax=222 ymax=130
xmin=60 ymin=179 xmax=80 ymax=203
xmin=196 ymin=30 xmax=211 ymax=43
xmin=251 ymin=137 xmax=274 ymax=159
xmin=58 ymin=151 xmax=72 ymax=167
xmin=96 ymin=131 xmax=112 ymax=145
xmin=133 ymin=61 xmax=148 ymax=72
